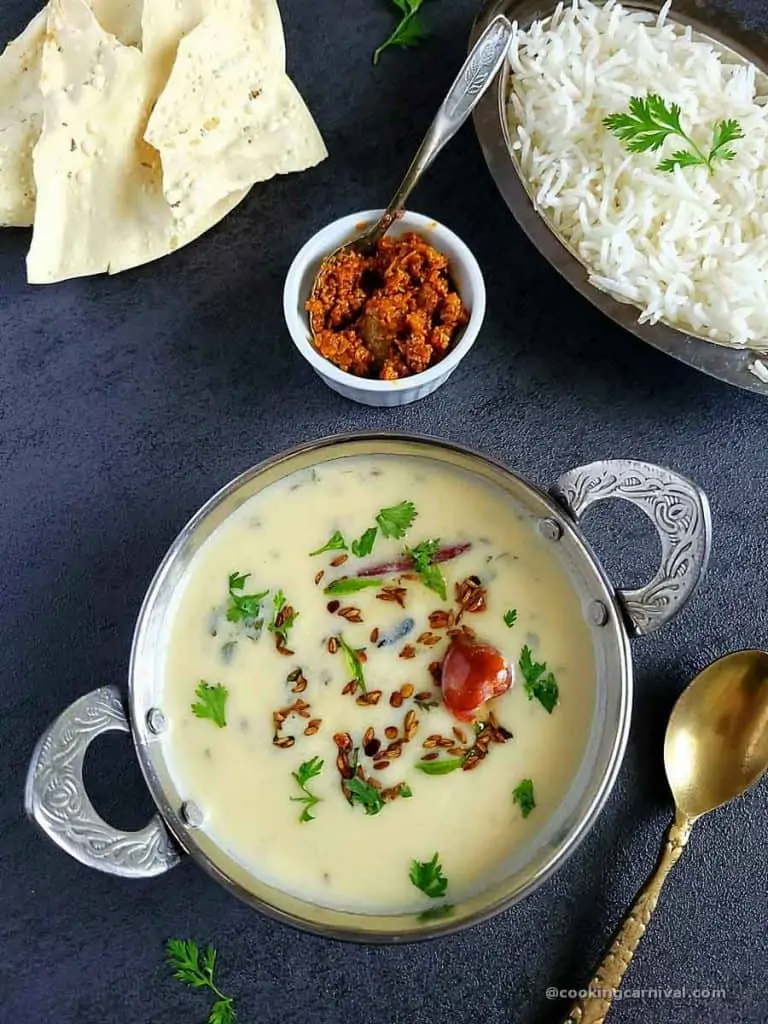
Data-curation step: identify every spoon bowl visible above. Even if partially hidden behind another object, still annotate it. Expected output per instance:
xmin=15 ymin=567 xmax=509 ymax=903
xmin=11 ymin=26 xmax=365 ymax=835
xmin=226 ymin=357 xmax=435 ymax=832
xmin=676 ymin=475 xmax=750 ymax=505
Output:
xmin=665 ymin=650 xmax=768 ymax=819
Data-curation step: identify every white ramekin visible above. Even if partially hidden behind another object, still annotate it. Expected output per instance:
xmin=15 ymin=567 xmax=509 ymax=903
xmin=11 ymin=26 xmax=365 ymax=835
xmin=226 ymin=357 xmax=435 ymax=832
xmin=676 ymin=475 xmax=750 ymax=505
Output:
xmin=283 ymin=209 xmax=486 ymax=407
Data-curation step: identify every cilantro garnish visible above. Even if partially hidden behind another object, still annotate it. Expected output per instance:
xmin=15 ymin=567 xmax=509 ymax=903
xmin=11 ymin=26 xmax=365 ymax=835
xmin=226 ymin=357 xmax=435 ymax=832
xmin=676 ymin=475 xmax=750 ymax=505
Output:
xmin=415 ymin=756 xmax=464 ymax=775
xmin=166 ymin=939 xmax=234 ymax=1024
xmin=268 ymin=590 xmax=299 ymax=646
xmin=291 ymin=756 xmax=324 ymax=823
xmin=407 ymin=538 xmax=446 ymax=600
xmin=409 ymin=852 xmax=448 ymax=899
xmin=191 ymin=681 xmax=228 ymax=729
xmin=376 ymin=500 xmax=417 ymax=539
xmin=373 ymin=0 xmax=430 ymax=65
xmin=338 ymin=633 xmax=366 ymax=693
xmin=351 ymin=526 xmax=378 ymax=558
xmin=503 ymin=608 xmax=518 ymax=628
xmin=226 ymin=571 xmax=268 ymax=624
xmin=310 ymin=530 xmax=347 ymax=556
xmin=603 ymin=95 xmax=743 ymax=174
xmin=519 ymin=645 xmax=559 ymax=713
xmin=323 ymin=577 xmax=381 ymax=596
xmin=346 ymin=776 xmax=384 ymax=815
xmin=512 ymin=778 xmax=536 ymax=818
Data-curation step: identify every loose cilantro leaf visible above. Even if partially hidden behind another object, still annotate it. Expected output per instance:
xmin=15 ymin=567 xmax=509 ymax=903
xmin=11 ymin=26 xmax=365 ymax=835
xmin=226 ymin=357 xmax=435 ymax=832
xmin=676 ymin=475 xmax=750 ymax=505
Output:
xmin=415 ymin=757 xmax=464 ymax=775
xmin=512 ymin=778 xmax=536 ymax=818
xmin=191 ymin=681 xmax=228 ymax=729
xmin=166 ymin=939 xmax=235 ymax=1024
xmin=418 ymin=903 xmax=455 ymax=922
xmin=503 ymin=608 xmax=518 ymax=628
xmin=268 ymin=590 xmax=299 ymax=646
xmin=323 ymin=577 xmax=381 ymax=596
xmin=338 ymin=633 xmax=366 ymax=693
xmin=407 ymin=538 xmax=446 ymax=600
xmin=346 ymin=776 xmax=384 ymax=815
xmin=351 ymin=526 xmax=378 ymax=558
xmin=519 ymin=645 xmax=559 ymax=713
xmin=226 ymin=571 xmax=268 ymax=624
xmin=409 ymin=852 xmax=448 ymax=899
xmin=603 ymin=95 xmax=742 ymax=174
xmin=373 ymin=0 xmax=430 ymax=65
xmin=376 ymin=500 xmax=417 ymax=539
xmin=310 ymin=530 xmax=347 ymax=556
xmin=398 ymin=783 xmax=413 ymax=798
xmin=291 ymin=756 xmax=324 ymax=823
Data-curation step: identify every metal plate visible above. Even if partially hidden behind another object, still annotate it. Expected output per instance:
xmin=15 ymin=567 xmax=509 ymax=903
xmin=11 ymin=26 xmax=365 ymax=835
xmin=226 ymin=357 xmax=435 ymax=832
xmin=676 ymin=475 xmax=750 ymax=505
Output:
xmin=471 ymin=0 xmax=768 ymax=396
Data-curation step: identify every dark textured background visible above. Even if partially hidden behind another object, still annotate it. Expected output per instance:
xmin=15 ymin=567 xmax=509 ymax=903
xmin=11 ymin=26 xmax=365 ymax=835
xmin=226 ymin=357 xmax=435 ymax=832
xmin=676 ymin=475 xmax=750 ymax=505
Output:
xmin=2 ymin=0 xmax=767 ymax=1021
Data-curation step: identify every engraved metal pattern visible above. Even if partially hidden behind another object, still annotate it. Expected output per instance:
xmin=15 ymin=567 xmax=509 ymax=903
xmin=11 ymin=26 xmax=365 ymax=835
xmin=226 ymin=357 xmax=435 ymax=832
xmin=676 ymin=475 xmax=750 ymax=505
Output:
xmin=445 ymin=14 xmax=514 ymax=119
xmin=25 ymin=686 xmax=181 ymax=878
xmin=551 ymin=460 xmax=712 ymax=637
xmin=563 ymin=811 xmax=693 ymax=1024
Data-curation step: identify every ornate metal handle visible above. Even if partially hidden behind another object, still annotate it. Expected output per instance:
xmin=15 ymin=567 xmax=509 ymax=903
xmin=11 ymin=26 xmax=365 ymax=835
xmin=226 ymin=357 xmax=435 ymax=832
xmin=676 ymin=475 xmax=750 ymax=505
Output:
xmin=367 ymin=14 xmax=513 ymax=246
xmin=551 ymin=460 xmax=712 ymax=636
xmin=563 ymin=809 xmax=693 ymax=1024
xmin=25 ymin=686 xmax=181 ymax=878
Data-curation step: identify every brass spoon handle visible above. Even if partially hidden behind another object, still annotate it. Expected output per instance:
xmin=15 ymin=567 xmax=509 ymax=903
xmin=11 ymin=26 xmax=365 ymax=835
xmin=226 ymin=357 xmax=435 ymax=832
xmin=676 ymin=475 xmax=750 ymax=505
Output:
xmin=563 ymin=809 xmax=693 ymax=1024
xmin=365 ymin=14 xmax=513 ymax=248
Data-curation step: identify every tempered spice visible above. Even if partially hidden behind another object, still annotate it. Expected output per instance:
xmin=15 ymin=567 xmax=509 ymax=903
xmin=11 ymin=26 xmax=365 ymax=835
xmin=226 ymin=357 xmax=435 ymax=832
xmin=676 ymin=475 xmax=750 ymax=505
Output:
xmin=307 ymin=232 xmax=469 ymax=380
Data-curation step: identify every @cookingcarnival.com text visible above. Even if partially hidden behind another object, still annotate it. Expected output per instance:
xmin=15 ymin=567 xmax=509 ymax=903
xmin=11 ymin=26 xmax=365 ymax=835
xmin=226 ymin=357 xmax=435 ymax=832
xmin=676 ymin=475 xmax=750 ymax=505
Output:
xmin=546 ymin=985 xmax=727 ymax=1002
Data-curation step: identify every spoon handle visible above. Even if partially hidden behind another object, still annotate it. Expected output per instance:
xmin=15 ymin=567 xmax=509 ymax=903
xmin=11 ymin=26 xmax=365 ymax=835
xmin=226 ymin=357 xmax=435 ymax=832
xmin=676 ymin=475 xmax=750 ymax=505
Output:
xmin=368 ymin=14 xmax=513 ymax=246
xmin=562 ymin=809 xmax=693 ymax=1024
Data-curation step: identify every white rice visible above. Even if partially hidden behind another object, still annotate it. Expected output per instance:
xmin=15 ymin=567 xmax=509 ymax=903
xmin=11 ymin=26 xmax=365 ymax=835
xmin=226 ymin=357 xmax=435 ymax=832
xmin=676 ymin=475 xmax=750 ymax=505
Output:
xmin=507 ymin=0 xmax=768 ymax=348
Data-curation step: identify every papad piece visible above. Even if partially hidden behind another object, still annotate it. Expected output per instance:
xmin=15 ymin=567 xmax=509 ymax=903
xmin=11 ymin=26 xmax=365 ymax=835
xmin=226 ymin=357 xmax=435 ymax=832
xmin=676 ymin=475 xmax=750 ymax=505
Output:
xmin=92 ymin=0 xmax=143 ymax=47
xmin=0 ymin=9 xmax=46 ymax=227
xmin=27 ymin=0 xmax=247 ymax=283
xmin=141 ymin=0 xmax=285 ymax=98
xmin=145 ymin=12 xmax=326 ymax=223
xmin=0 ymin=0 xmax=142 ymax=229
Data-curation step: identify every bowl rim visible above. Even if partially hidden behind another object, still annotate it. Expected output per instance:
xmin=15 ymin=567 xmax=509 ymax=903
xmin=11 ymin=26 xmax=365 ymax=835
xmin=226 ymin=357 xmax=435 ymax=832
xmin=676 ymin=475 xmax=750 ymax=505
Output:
xmin=129 ymin=431 xmax=633 ymax=943
xmin=282 ymin=209 xmax=487 ymax=393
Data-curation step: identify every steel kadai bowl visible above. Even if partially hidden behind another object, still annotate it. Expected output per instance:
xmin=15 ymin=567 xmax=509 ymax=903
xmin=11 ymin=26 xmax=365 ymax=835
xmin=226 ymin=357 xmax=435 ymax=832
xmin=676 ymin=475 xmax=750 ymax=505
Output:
xmin=25 ymin=434 xmax=712 ymax=942
xmin=471 ymin=0 xmax=768 ymax=396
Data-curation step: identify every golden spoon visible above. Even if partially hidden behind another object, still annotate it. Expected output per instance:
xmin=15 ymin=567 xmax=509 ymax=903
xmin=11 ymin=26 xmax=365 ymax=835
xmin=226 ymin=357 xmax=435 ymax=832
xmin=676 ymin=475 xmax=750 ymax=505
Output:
xmin=564 ymin=650 xmax=768 ymax=1024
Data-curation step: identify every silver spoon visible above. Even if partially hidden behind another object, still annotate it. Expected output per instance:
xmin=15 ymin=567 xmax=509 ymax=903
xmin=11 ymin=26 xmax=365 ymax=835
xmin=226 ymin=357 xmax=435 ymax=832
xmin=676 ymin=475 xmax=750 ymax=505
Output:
xmin=309 ymin=12 xmax=513 ymax=343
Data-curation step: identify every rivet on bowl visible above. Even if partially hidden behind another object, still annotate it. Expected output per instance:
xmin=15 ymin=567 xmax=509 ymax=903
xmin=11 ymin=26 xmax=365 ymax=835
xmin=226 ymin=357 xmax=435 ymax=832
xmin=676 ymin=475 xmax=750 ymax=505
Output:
xmin=180 ymin=801 xmax=204 ymax=828
xmin=146 ymin=708 xmax=167 ymax=734
xmin=588 ymin=600 xmax=610 ymax=627
xmin=539 ymin=518 xmax=563 ymax=541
